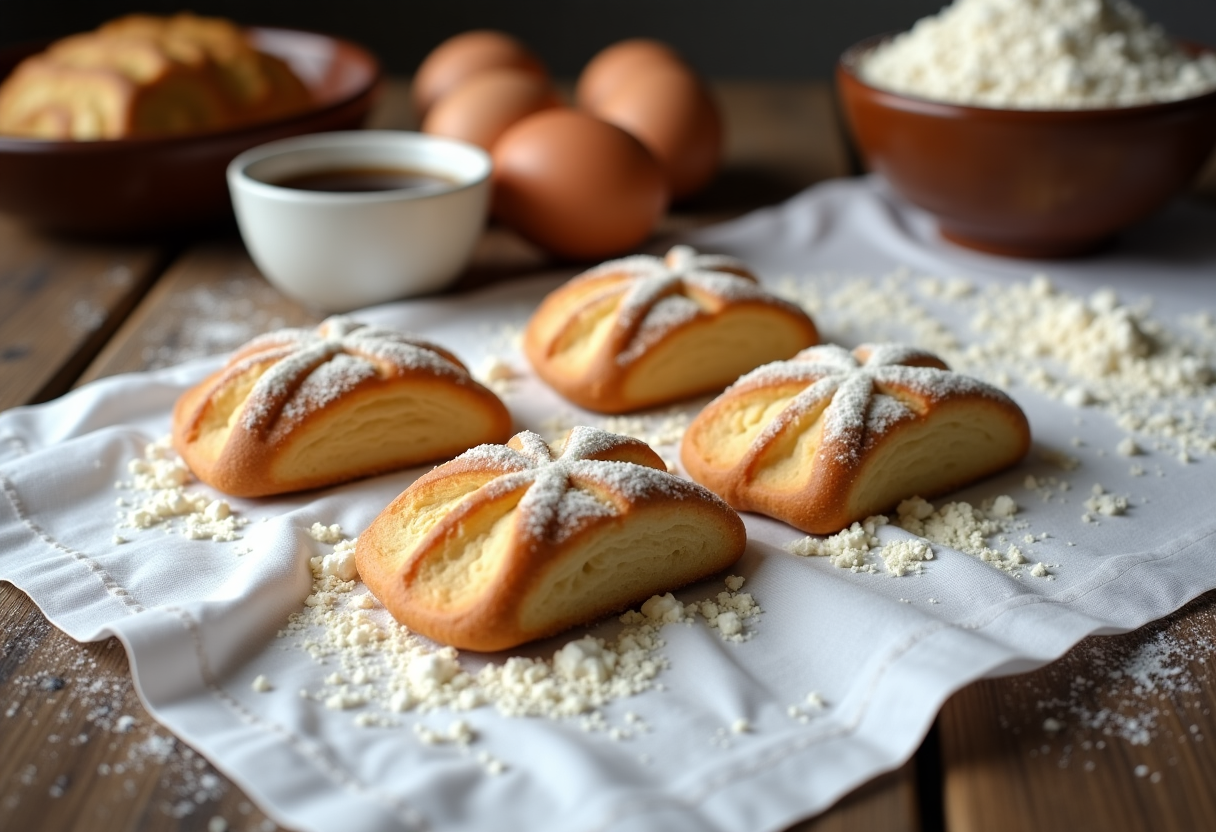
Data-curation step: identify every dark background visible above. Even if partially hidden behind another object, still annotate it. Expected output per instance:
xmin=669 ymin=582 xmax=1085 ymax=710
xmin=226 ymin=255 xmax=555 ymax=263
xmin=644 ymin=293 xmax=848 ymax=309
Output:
xmin=3 ymin=1 xmax=1215 ymax=79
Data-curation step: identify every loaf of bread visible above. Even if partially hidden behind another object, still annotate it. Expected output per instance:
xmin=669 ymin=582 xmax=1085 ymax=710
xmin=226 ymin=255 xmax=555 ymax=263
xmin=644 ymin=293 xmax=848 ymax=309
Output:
xmin=356 ymin=427 xmax=747 ymax=651
xmin=172 ymin=317 xmax=512 ymax=498
xmin=681 ymin=343 xmax=1031 ymax=534
xmin=0 ymin=13 xmax=311 ymax=140
xmin=523 ymin=245 xmax=819 ymax=414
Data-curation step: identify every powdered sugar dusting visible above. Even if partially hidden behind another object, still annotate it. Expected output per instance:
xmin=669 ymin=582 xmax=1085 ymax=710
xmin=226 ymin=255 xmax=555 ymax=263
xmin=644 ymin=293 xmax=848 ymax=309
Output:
xmin=452 ymin=428 xmax=719 ymax=545
xmin=735 ymin=343 xmax=1009 ymax=465
xmin=566 ymin=246 xmax=799 ymax=368
xmin=232 ymin=317 xmax=468 ymax=433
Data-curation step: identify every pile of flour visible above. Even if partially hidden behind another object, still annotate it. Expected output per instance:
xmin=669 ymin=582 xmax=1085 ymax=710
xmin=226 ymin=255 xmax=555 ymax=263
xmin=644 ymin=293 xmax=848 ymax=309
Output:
xmin=861 ymin=0 xmax=1216 ymax=108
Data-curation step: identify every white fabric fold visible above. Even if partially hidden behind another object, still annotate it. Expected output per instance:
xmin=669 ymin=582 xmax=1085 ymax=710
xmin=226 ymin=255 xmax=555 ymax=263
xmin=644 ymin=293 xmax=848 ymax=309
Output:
xmin=2 ymin=177 xmax=1214 ymax=832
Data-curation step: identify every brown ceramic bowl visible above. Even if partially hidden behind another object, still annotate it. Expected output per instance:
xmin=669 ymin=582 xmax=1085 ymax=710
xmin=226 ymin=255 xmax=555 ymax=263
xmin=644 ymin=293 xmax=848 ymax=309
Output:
xmin=837 ymin=36 xmax=1216 ymax=258
xmin=0 ymin=28 xmax=382 ymax=236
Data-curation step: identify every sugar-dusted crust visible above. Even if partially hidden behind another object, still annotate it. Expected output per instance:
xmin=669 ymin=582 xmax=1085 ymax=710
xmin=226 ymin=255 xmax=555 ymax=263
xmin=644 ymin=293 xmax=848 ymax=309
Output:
xmin=0 ymin=13 xmax=311 ymax=140
xmin=523 ymin=245 xmax=819 ymax=414
xmin=681 ymin=343 xmax=1032 ymax=534
xmin=172 ymin=317 xmax=512 ymax=498
xmin=356 ymin=427 xmax=747 ymax=652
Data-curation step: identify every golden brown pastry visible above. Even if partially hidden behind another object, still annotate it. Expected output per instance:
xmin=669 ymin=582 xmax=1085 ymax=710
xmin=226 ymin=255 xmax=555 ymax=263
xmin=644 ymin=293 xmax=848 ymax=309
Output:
xmin=356 ymin=427 xmax=747 ymax=651
xmin=681 ymin=343 xmax=1031 ymax=534
xmin=0 ymin=13 xmax=311 ymax=140
xmin=172 ymin=317 xmax=512 ymax=498
xmin=523 ymin=245 xmax=819 ymax=414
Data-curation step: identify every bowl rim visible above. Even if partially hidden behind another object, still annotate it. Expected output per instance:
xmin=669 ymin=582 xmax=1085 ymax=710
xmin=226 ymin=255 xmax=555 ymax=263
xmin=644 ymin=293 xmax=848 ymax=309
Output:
xmin=228 ymin=129 xmax=493 ymax=205
xmin=838 ymin=33 xmax=1216 ymax=119
xmin=0 ymin=25 xmax=382 ymax=153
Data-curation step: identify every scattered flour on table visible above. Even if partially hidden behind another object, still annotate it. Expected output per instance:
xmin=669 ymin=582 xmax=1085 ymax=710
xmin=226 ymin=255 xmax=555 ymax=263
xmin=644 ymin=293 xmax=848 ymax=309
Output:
xmin=281 ymin=535 xmax=763 ymax=742
xmin=133 ymin=279 xmax=300 ymax=371
xmin=0 ymin=631 xmax=273 ymax=824
xmin=860 ymin=0 xmax=1216 ymax=109
xmin=998 ymin=598 xmax=1216 ymax=779
xmin=113 ymin=437 xmax=247 ymax=542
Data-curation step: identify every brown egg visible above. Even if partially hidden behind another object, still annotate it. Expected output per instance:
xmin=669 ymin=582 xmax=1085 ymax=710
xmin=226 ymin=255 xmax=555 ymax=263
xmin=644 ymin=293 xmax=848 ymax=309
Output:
xmin=576 ymin=39 xmax=687 ymax=111
xmin=492 ymin=109 xmax=668 ymax=260
xmin=413 ymin=30 xmax=546 ymax=117
xmin=589 ymin=63 xmax=723 ymax=200
xmin=422 ymin=69 xmax=561 ymax=151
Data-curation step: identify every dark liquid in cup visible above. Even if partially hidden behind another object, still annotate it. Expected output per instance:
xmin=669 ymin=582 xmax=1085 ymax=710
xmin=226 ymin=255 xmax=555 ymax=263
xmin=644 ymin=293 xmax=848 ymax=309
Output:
xmin=273 ymin=166 xmax=457 ymax=193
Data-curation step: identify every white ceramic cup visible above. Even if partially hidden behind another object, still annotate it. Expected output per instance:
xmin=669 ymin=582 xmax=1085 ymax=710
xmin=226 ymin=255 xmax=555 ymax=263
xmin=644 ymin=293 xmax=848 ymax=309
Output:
xmin=228 ymin=131 xmax=491 ymax=312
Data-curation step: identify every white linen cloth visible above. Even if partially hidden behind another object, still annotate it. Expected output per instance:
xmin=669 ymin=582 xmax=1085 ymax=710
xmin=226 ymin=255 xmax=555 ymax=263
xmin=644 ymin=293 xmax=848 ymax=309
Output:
xmin=2 ymin=176 xmax=1214 ymax=832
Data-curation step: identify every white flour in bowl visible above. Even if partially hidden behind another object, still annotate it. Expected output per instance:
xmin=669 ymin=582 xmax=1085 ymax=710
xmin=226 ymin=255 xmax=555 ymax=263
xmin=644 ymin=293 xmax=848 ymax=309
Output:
xmin=859 ymin=0 xmax=1216 ymax=109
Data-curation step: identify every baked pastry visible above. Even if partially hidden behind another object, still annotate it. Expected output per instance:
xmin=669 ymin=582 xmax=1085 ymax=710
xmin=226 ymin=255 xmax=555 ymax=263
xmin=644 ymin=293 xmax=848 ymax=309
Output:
xmin=523 ymin=245 xmax=819 ymax=414
xmin=681 ymin=343 xmax=1031 ymax=534
xmin=356 ymin=426 xmax=746 ymax=651
xmin=0 ymin=13 xmax=311 ymax=140
xmin=172 ymin=317 xmax=512 ymax=498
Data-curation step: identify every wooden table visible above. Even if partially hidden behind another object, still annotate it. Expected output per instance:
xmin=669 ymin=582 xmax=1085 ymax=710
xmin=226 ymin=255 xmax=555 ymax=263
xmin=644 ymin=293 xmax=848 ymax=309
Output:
xmin=2 ymin=79 xmax=1215 ymax=832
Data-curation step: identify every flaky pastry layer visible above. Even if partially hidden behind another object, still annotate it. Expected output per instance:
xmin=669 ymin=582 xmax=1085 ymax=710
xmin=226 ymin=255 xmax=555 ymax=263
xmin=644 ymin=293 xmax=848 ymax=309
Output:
xmin=523 ymin=246 xmax=819 ymax=414
xmin=681 ymin=343 xmax=1032 ymax=534
xmin=357 ymin=427 xmax=747 ymax=651
xmin=172 ymin=316 xmax=512 ymax=498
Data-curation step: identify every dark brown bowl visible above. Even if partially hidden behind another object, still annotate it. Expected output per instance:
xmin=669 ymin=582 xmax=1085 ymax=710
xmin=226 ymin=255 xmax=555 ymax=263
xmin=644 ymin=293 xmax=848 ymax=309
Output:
xmin=837 ymin=36 xmax=1216 ymax=258
xmin=0 ymin=28 xmax=382 ymax=236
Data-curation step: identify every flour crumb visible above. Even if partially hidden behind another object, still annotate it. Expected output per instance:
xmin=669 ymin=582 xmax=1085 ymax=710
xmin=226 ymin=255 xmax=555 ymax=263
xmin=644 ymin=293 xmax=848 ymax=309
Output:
xmin=785 ymin=516 xmax=886 ymax=572
xmin=894 ymin=495 xmax=1033 ymax=575
xmin=117 ymin=437 xmax=247 ymax=542
xmin=251 ymin=675 xmax=273 ymax=693
xmin=477 ymin=751 xmax=507 ymax=776
xmin=308 ymin=522 xmax=343 ymax=544
xmin=1116 ymin=437 xmax=1141 ymax=457
xmin=880 ymin=538 xmax=934 ymax=576
xmin=1084 ymin=485 xmax=1129 ymax=517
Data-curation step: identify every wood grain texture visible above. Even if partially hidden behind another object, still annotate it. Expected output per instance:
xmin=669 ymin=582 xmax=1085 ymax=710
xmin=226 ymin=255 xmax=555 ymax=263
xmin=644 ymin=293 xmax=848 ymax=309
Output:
xmin=0 ymin=219 xmax=166 ymax=412
xmin=1195 ymin=149 xmax=1216 ymax=200
xmin=76 ymin=240 xmax=318 ymax=385
xmin=0 ymin=581 xmax=285 ymax=832
xmin=788 ymin=763 xmax=921 ymax=832
xmin=941 ymin=591 xmax=1216 ymax=832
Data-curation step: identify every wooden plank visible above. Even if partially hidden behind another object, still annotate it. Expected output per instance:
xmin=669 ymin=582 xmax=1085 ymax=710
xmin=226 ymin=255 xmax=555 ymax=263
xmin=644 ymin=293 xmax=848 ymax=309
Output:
xmin=76 ymin=240 xmax=318 ymax=385
xmin=0 ymin=219 xmax=166 ymax=412
xmin=788 ymin=762 xmax=921 ymax=832
xmin=0 ymin=581 xmax=285 ymax=832
xmin=940 ymin=590 xmax=1216 ymax=832
xmin=1195 ymin=149 xmax=1216 ymax=201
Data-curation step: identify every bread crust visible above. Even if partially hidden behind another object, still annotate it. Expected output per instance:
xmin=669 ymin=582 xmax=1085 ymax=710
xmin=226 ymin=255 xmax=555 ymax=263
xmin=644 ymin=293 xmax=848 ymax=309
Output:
xmin=356 ymin=427 xmax=747 ymax=652
xmin=0 ymin=13 xmax=311 ymax=140
xmin=172 ymin=317 xmax=512 ymax=498
xmin=523 ymin=245 xmax=819 ymax=414
xmin=681 ymin=343 xmax=1032 ymax=534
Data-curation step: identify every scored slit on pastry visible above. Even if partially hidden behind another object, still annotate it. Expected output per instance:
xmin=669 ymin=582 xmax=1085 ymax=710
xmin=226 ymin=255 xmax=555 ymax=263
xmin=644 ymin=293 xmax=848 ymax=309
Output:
xmin=173 ymin=316 xmax=511 ymax=498
xmin=524 ymin=245 xmax=819 ymax=414
xmin=357 ymin=427 xmax=746 ymax=652
xmin=681 ymin=343 xmax=1032 ymax=534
